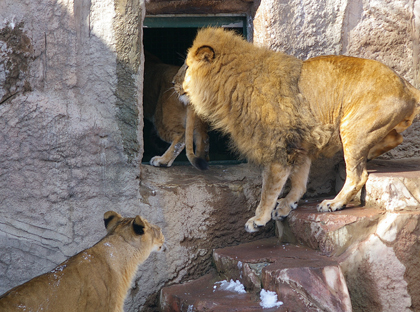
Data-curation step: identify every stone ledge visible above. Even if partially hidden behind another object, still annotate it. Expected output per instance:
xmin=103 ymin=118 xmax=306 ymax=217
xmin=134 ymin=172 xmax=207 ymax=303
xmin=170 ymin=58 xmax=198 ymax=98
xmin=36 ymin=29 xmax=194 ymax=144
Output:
xmin=363 ymin=158 xmax=420 ymax=211
xmin=278 ymin=202 xmax=385 ymax=256
xmin=335 ymin=158 xmax=420 ymax=211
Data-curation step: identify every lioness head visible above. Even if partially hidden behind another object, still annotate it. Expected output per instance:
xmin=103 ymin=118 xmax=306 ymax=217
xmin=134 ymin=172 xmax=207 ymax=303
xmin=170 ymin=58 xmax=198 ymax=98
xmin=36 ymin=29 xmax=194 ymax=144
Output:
xmin=104 ymin=211 xmax=165 ymax=253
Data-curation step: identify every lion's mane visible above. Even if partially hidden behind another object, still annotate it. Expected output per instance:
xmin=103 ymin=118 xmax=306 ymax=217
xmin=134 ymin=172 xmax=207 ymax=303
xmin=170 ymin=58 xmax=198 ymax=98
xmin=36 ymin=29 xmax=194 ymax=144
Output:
xmin=184 ymin=28 xmax=331 ymax=166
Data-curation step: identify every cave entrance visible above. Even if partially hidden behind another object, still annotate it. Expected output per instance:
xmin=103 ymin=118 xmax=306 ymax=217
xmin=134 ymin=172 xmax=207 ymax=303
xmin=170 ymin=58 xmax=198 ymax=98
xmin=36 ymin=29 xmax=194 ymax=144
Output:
xmin=142 ymin=15 xmax=247 ymax=165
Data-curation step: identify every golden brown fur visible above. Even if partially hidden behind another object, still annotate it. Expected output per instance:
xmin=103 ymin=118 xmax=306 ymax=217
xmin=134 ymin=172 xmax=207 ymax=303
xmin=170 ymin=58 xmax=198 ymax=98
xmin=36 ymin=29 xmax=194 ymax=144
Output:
xmin=143 ymin=52 xmax=209 ymax=170
xmin=174 ymin=28 xmax=420 ymax=232
xmin=0 ymin=211 xmax=165 ymax=312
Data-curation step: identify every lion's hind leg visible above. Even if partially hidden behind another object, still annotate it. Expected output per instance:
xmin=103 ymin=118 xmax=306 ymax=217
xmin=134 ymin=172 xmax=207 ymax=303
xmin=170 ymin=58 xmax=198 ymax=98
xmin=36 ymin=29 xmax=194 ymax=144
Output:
xmin=367 ymin=108 xmax=417 ymax=161
xmin=272 ymin=156 xmax=311 ymax=221
xmin=317 ymin=156 xmax=368 ymax=212
xmin=245 ymin=163 xmax=291 ymax=233
xmin=367 ymin=129 xmax=403 ymax=160
xmin=150 ymin=133 xmax=185 ymax=167
xmin=317 ymin=133 xmax=370 ymax=212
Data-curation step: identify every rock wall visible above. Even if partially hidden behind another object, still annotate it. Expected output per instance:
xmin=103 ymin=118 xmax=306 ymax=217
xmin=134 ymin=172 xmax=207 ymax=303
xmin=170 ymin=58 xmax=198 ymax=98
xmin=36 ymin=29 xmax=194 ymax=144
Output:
xmin=0 ymin=0 xmax=145 ymax=302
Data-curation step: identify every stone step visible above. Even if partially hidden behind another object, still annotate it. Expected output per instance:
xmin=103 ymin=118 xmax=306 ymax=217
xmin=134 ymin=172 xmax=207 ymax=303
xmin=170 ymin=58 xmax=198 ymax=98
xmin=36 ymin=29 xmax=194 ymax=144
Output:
xmin=160 ymin=270 xmax=285 ymax=312
xmin=337 ymin=158 xmax=420 ymax=211
xmin=213 ymin=238 xmax=351 ymax=312
xmin=276 ymin=159 xmax=420 ymax=311
xmin=278 ymin=201 xmax=384 ymax=256
xmin=159 ymin=238 xmax=352 ymax=312
xmin=279 ymin=158 xmax=420 ymax=257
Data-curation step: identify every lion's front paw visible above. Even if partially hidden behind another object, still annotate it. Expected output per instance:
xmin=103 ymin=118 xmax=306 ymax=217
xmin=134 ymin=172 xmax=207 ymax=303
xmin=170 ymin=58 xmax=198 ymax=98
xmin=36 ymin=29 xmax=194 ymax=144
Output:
xmin=317 ymin=199 xmax=346 ymax=212
xmin=245 ymin=216 xmax=267 ymax=233
xmin=150 ymin=156 xmax=170 ymax=168
xmin=271 ymin=198 xmax=297 ymax=221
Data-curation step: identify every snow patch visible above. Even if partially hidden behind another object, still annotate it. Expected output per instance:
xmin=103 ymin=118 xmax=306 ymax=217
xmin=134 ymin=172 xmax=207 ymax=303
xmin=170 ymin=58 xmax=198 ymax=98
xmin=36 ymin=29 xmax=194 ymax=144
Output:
xmin=260 ymin=289 xmax=283 ymax=309
xmin=214 ymin=279 xmax=246 ymax=294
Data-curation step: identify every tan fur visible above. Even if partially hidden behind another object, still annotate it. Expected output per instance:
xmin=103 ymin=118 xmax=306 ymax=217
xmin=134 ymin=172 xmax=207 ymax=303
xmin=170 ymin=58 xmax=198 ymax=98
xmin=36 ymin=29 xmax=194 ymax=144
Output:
xmin=0 ymin=211 xmax=165 ymax=312
xmin=174 ymin=28 xmax=420 ymax=232
xmin=143 ymin=52 xmax=209 ymax=169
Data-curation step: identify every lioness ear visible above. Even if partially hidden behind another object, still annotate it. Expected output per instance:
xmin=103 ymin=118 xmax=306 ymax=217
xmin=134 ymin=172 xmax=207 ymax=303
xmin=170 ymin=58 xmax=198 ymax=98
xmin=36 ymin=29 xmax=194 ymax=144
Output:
xmin=194 ymin=45 xmax=215 ymax=63
xmin=133 ymin=215 xmax=146 ymax=235
xmin=104 ymin=211 xmax=122 ymax=232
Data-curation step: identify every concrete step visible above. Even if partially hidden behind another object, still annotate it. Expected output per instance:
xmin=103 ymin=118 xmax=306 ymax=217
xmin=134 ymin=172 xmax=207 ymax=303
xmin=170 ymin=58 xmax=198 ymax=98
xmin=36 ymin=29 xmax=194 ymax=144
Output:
xmin=160 ymin=238 xmax=352 ymax=312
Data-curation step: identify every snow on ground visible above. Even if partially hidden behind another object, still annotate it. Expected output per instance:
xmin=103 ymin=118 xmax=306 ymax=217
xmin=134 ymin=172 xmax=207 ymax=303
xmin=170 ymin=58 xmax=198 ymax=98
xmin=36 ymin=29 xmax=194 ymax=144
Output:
xmin=214 ymin=279 xmax=246 ymax=293
xmin=260 ymin=289 xmax=284 ymax=308
xmin=213 ymin=280 xmax=284 ymax=308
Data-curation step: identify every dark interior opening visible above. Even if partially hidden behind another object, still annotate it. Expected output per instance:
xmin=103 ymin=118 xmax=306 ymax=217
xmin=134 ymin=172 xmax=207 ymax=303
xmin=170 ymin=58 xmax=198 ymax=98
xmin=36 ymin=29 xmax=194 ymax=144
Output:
xmin=142 ymin=22 xmax=246 ymax=165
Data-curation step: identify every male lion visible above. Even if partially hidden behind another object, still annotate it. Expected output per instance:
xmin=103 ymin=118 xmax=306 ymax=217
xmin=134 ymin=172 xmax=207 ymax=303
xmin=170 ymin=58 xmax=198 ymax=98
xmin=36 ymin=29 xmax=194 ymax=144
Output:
xmin=0 ymin=211 xmax=165 ymax=312
xmin=144 ymin=51 xmax=209 ymax=170
xmin=174 ymin=28 xmax=420 ymax=233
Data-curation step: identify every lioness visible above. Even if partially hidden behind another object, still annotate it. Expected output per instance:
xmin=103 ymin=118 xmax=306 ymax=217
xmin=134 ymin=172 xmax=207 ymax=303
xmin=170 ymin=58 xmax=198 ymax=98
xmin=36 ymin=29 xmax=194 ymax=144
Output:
xmin=174 ymin=28 xmax=420 ymax=233
xmin=0 ymin=211 xmax=165 ymax=312
xmin=144 ymin=51 xmax=209 ymax=170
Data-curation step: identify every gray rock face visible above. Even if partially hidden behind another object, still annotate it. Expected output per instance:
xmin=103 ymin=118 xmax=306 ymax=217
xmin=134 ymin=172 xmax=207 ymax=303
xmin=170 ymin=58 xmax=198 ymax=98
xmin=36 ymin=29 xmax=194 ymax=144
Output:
xmin=0 ymin=0 xmax=144 ymax=304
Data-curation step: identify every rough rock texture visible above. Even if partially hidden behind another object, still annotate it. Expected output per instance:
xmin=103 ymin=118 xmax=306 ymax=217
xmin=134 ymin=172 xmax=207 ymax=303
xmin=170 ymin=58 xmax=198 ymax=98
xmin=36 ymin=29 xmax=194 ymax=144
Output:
xmin=335 ymin=158 xmax=420 ymax=210
xmin=339 ymin=211 xmax=420 ymax=312
xmin=146 ymin=0 xmax=254 ymax=15
xmin=160 ymin=271 xmax=280 ymax=312
xmin=161 ymin=238 xmax=352 ymax=312
xmin=0 ymin=0 xmax=149 ymax=310
xmin=215 ymin=239 xmax=352 ymax=312
xmin=282 ymin=207 xmax=420 ymax=311
xmin=0 ymin=0 xmax=144 ymax=296
xmin=281 ymin=203 xmax=384 ymax=256
xmin=133 ymin=164 xmax=276 ymax=310
xmin=363 ymin=159 xmax=420 ymax=210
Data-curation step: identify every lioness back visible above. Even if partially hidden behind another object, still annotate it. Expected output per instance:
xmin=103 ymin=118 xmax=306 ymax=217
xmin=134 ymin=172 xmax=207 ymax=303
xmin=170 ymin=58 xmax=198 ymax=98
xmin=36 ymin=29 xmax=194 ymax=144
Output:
xmin=0 ymin=211 xmax=165 ymax=312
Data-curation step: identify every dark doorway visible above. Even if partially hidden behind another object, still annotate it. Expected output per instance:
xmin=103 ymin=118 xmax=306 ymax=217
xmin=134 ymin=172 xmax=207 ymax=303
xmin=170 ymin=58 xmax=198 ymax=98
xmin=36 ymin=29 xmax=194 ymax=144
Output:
xmin=142 ymin=16 xmax=246 ymax=165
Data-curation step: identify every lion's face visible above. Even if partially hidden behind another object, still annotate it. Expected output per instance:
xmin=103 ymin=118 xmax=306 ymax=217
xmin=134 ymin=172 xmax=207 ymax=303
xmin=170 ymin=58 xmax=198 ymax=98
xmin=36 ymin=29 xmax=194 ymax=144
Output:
xmin=104 ymin=211 xmax=165 ymax=253
xmin=173 ymin=63 xmax=190 ymax=106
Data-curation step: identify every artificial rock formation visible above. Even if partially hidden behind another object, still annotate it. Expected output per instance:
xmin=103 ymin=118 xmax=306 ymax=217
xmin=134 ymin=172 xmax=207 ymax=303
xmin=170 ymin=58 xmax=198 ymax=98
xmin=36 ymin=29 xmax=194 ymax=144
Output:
xmin=1 ymin=0 xmax=420 ymax=311
xmin=280 ymin=159 xmax=420 ymax=311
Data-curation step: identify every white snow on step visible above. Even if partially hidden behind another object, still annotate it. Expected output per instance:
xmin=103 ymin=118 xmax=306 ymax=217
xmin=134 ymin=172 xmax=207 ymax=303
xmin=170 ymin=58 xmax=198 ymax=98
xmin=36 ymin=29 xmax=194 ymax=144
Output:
xmin=260 ymin=289 xmax=283 ymax=308
xmin=214 ymin=279 xmax=246 ymax=293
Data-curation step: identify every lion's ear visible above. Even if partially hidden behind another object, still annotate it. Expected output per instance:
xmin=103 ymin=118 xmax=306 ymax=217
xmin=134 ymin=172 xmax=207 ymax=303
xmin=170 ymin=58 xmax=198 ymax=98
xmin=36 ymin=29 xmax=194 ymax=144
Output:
xmin=194 ymin=45 xmax=215 ymax=63
xmin=104 ymin=211 xmax=122 ymax=232
xmin=133 ymin=215 xmax=147 ymax=235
